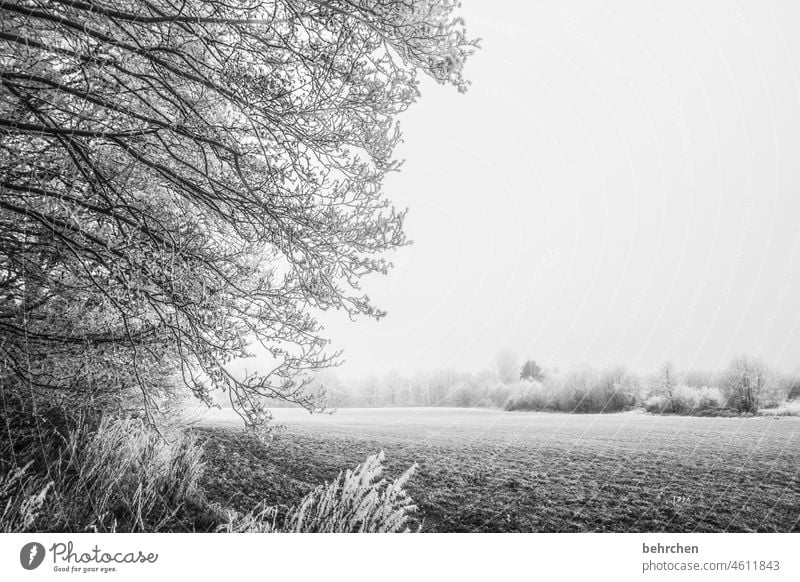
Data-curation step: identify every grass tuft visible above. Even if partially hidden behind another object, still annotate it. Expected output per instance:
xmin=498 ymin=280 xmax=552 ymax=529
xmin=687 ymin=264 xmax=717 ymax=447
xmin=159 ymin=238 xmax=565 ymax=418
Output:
xmin=219 ymin=451 xmax=418 ymax=533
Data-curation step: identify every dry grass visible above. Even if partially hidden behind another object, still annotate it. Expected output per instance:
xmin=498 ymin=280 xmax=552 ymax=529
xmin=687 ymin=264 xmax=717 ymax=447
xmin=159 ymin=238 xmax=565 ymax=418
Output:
xmin=0 ymin=462 xmax=52 ymax=533
xmin=2 ymin=412 xmax=420 ymax=533
xmin=1 ymin=416 xmax=208 ymax=532
xmin=218 ymin=451 xmax=418 ymax=532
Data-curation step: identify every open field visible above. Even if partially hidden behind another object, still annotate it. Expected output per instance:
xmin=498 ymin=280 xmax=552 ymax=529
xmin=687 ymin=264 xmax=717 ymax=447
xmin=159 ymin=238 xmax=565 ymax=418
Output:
xmin=194 ymin=407 xmax=800 ymax=532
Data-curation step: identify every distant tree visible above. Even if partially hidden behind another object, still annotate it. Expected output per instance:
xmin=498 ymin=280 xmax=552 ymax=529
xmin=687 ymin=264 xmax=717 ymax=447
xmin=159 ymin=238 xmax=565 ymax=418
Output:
xmin=360 ymin=375 xmax=380 ymax=407
xmin=520 ymin=359 xmax=543 ymax=381
xmin=721 ymin=355 xmax=772 ymax=413
xmin=409 ymin=371 xmax=431 ymax=406
xmin=382 ymin=370 xmax=404 ymax=406
xmin=494 ymin=348 xmax=519 ymax=384
xmin=596 ymin=365 xmax=638 ymax=412
xmin=559 ymin=364 xmax=597 ymax=412
xmin=428 ymin=368 xmax=460 ymax=405
xmin=0 ymin=0 xmax=477 ymax=430
xmin=787 ymin=375 xmax=800 ymax=401
xmin=771 ymin=367 xmax=800 ymax=403
xmin=651 ymin=361 xmax=678 ymax=412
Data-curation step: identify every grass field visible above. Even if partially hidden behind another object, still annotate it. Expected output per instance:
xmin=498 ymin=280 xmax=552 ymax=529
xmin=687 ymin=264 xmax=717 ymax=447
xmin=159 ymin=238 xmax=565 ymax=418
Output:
xmin=194 ymin=407 xmax=800 ymax=532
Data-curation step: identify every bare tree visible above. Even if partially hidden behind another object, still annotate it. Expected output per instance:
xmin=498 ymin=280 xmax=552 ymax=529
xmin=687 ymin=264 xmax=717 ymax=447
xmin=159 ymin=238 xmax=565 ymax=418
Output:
xmin=721 ymin=355 xmax=771 ymax=413
xmin=494 ymin=348 xmax=519 ymax=384
xmin=651 ymin=361 xmax=678 ymax=412
xmin=0 ymin=0 xmax=476 ymax=430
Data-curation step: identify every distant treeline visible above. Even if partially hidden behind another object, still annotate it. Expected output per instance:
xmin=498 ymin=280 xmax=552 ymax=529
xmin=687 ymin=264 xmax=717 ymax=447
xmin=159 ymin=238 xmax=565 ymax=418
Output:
xmin=254 ymin=356 xmax=800 ymax=415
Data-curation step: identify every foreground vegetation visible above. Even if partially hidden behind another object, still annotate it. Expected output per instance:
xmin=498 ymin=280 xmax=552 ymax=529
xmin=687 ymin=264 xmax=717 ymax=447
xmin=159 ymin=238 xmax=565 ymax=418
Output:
xmin=197 ymin=408 xmax=800 ymax=532
xmin=0 ymin=0 xmax=473 ymax=533
xmin=0 ymin=405 xmax=418 ymax=533
xmin=0 ymin=387 xmax=417 ymax=533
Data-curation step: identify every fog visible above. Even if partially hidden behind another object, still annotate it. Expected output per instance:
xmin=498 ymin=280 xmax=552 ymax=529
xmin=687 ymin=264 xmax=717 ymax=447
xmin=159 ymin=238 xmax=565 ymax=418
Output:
xmin=315 ymin=0 xmax=800 ymax=379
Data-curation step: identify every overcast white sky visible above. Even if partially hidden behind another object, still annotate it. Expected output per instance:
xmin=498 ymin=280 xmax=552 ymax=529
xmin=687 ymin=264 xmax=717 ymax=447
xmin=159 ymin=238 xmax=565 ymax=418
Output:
xmin=319 ymin=0 xmax=800 ymax=379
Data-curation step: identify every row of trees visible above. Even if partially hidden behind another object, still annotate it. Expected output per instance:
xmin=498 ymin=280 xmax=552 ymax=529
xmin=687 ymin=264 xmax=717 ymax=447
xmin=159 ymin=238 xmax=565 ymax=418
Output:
xmin=0 ymin=0 xmax=477 ymax=432
xmin=257 ymin=356 xmax=799 ymax=414
xmin=0 ymin=0 xmax=476 ymax=533
xmin=649 ymin=356 xmax=790 ymax=414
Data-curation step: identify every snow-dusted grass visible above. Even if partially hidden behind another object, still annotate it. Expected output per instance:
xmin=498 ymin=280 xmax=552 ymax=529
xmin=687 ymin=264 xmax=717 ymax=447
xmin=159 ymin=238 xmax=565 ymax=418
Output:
xmin=198 ymin=407 xmax=800 ymax=532
xmin=760 ymin=400 xmax=800 ymax=417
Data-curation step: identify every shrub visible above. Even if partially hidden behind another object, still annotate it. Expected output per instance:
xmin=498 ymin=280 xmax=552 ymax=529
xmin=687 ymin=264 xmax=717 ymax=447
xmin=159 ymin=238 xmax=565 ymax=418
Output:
xmin=645 ymin=385 xmax=724 ymax=414
xmin=591 ymin=367 xmax=641 ymax=412
xmin=219 ymin=451 xmax=418 ymax=533
xmin=759 ymin=401 xmax=800 ymax=417
xmin=677 ymin=385 xmax=723 ymax=413
xmin=556 ymin=367 xmax=640 ymax=413
xmin=501 ymin=368 xmax=641 ymax=413
xmin=764 ymin=371 xmax=800 ymax=407
xmin=720 ymin=355 xmax=772 ymax=413
xmin=690 ymin=385 xmax=725 ymax=410
xmin=487 ymin=382 xmax=515 ymax=408
xmin=644 ymin=395 xmax=669 ymax=414
xmin=504 ymin=381 xmax=553 ymax=411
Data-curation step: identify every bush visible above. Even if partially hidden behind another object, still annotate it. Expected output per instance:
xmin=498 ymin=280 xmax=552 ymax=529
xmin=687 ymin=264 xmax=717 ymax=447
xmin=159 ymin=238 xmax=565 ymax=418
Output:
xmin=644 ymin=395 xmax=669 ymax=414
xmin=720 ymin=355 xmax=772 ymax=413
xmin=588 ymin=368 xmax=640 ymax=413
xmin=501 ymin=368 xmax=641 ymax=413
xmin=504 ymin=381 xmax=554 ymax=411
xmin=487 ymin=382 xmax=515 ymax=408
xmin=219 ymin=451 xmax=418 ymax=533
xmin=765 ymin=371 xmax=800 ymax=407
xmin=557 ymin=367 xmax=640 ymax=413
xmin=691 ymin=385 xmax=725 ymax=410
xmin=759 ymin=401 xmax=800 ymax=417
xmin=645 ymin=385 xmax=725 ymax=414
